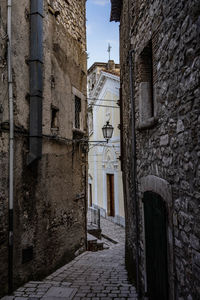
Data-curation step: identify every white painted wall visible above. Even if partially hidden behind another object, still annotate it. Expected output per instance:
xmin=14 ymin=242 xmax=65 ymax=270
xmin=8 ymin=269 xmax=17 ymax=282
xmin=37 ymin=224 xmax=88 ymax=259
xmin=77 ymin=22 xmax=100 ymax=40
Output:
xmin=88 ymin=69 xmax=124 ymax=222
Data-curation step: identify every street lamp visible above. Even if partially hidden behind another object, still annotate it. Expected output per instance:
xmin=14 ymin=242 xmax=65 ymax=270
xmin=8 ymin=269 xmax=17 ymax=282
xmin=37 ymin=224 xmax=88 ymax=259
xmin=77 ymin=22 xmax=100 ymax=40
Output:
xmin=81 ymin=121 xmax=114 ymax=152
xmin=102 ymin=121 xmax=114 ymax=143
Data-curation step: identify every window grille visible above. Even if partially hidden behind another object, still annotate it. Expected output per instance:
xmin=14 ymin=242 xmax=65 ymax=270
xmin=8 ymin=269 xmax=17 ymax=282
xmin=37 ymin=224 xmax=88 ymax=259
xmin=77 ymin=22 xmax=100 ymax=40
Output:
xmin=75 ymin=96 xmax=81 ymax=128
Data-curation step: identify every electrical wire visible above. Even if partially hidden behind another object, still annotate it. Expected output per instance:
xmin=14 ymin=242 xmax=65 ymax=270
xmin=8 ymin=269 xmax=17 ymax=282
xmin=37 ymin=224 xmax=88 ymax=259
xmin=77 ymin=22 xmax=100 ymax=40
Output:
xmin=89 ymin=104 xmax=119 ymax=109
xmin=87 ymin=97 xmax=119 ymax=102
xmin=88 ymin=144 xmax=120 ymax=150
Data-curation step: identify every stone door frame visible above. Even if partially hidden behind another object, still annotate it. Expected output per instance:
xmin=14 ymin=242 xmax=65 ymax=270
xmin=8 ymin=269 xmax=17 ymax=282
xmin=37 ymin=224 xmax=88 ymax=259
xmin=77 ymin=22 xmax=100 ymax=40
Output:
xmin=139 ymin=175 xmax=174 ymax=300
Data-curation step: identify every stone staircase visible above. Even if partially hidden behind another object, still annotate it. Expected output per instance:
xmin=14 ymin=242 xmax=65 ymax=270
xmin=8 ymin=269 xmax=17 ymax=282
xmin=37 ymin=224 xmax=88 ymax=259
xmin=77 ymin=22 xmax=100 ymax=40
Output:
xmin=87 ymin=223 xmax=102 ymax=239
xmin=87 ymin=209 xmax=112 ymax=251
xmin=87 ymin=233 xmax=105 ymax=251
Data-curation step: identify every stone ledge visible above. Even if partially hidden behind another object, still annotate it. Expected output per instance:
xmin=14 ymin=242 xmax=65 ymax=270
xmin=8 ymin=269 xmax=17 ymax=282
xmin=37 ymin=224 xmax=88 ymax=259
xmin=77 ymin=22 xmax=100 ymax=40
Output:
xmin=72 ymin=128 xmax=85 ymax=140
xmin=137 ymin=116 xmax=158 ymax=130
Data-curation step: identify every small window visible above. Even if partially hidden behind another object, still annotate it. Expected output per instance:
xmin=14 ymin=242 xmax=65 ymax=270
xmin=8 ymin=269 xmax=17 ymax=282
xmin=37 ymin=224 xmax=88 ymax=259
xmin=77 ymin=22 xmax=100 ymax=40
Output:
xmin=138 ymin=40 xmax=155 ymax=127
xmin=51 ymin=105 xmax=59 ymax=129
xmin=88 ymin=106 xmax=93 ymax=135
xmin=22 ymin=246 xmax=33 ymax=264
xmin=75 ymin=96 xmax=81 ymax=129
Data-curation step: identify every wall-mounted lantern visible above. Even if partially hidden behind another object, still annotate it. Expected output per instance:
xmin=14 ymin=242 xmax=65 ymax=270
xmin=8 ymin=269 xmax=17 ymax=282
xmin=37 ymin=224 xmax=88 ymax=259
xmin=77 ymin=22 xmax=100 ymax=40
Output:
xmin=81 ymin=121 xmax=114 ymax=152
xmin=102 ymin=121 xmax=114 ymax=143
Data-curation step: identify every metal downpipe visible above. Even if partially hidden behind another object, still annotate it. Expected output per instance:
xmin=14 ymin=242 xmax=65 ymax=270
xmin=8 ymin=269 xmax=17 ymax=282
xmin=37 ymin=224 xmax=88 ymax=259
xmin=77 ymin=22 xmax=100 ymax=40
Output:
xmin=27 ymin=0 xmax=43 ymax=165
xmin=7 ymin=0 xmax=14 ymax=294
xmin=129 ymin=49 xmax=140 ymax=295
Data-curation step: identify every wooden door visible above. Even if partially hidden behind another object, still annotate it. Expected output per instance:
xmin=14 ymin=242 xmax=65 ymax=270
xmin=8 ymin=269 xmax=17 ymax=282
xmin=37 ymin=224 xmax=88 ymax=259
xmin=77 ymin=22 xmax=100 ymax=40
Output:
xmin=143 ymin=191 xmax=168 ymax=300
xmin=107 ymin=174 xmax=115 ymax=217
xmin=89 ymin=184 xmax=92 ymax=207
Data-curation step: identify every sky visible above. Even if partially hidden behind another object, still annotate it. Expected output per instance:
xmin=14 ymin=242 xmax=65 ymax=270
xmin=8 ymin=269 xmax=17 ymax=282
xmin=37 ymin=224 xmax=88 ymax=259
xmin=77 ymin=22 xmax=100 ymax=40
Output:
xmin=86 ymin=0 xmax=119 ymax=68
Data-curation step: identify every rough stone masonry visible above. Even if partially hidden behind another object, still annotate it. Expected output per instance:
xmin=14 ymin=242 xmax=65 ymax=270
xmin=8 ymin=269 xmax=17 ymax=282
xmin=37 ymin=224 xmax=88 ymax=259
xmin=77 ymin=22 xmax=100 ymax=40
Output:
xmin=0 ymin=0 xmax=87 ymax=297
xmin=112 ymin=0 xmax=200 ymax=299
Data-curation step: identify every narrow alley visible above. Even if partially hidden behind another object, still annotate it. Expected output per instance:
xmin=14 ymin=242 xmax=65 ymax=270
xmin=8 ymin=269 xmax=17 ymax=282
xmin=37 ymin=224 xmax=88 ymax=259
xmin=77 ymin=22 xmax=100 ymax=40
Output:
xmin=1 ymin=1 xmax=199 ymax=299
xmin=1 ymin=218 xmax=138 ymax=300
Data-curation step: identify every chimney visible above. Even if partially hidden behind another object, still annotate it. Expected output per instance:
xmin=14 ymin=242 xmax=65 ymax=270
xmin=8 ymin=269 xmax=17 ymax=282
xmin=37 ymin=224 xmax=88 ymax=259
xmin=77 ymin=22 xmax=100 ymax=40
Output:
xmin=107 ymin=60 xmax=115 ymax=71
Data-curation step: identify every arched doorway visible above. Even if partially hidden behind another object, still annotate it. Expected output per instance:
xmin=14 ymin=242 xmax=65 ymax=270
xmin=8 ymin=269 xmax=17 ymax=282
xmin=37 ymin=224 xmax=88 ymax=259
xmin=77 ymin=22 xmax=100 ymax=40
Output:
xmin=143 ymin=191 xmax=168 ymax=300
xmin=140 ymin=175 xmax=174 ymax=300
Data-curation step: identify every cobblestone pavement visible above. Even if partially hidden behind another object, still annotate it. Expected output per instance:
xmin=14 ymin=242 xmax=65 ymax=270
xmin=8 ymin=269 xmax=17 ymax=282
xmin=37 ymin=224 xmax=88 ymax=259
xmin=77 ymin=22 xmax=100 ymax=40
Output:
xmin=1 ymin=217 xmax=137 ymax=300
xmin=100 ymin=216 xmax=125 ymax=245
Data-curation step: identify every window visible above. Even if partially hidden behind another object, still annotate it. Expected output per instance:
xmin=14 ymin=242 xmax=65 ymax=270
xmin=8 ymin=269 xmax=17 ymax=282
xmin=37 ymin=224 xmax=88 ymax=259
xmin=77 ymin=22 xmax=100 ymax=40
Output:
xmin=88 ymin=106 xmax=93 ymax=135
xmin=138 ymin=40 xmax=156 ymax=129
xmin=75 ymin=96 xmax=81 ymax=129
xmin=72 ymin=86 xmax=86 ymax=138
xmin=51 ymin=105 xmax=59 ymax=130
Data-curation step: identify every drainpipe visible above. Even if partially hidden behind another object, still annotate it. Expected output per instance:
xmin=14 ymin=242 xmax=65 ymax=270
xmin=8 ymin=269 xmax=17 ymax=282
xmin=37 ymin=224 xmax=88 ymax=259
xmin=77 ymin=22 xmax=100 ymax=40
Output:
xmin=129 ymin=49 xmax=140 ymax=295
xmin=7 ymin=0 xmax=14 ymax=294
xmin=27 ymin=0 xmax=43 ymax=165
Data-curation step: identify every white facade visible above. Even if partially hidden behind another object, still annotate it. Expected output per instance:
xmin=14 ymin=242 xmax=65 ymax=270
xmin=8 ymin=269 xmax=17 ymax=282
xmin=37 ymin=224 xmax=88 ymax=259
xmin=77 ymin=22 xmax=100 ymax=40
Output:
xmin=88 ymin=62 xmax=125 ymax=226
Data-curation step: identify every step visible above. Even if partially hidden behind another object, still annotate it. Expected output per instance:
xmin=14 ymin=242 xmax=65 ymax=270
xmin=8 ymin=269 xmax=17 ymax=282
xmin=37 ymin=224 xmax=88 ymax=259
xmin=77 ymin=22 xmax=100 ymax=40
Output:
xmin=87 ymin=233 xmax=105 ymax=251
xmin=87 ymin=233 xmax=97 ymax=243
xmin=96 ymin=240 xmax=104 ymax=250
xmin=87 ymin=224 xmax=102 ymax=239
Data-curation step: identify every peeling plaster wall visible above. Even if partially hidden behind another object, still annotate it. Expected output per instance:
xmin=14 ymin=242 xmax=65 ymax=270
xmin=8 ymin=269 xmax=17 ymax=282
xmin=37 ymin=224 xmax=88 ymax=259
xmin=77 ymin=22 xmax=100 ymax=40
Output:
xmin=0 ymin=0 xmax=87 ymax=296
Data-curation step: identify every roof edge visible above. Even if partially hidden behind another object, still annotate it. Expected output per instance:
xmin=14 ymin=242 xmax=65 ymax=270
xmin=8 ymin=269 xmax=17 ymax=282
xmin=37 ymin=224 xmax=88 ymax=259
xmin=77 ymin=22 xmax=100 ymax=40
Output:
xmin=88 ymin=61 xmax=120 ymax=75
xmin=110 ymin=0 xmax=122 ymax=22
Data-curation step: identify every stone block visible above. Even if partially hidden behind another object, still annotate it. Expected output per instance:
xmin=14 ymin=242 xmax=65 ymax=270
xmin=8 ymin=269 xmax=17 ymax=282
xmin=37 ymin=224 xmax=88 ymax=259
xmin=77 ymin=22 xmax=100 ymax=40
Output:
xmin=175 ymin=238 xmax=182 ymax=248
xmin=177 ymin=120 xmax=185 ymax=133
xmin=160 ymin=134 xmax=169 ymax=146
xmin=42 ymin=286 xmax=77 ymax=299
xmin=190 ymin=234 xmax=199 ymax=250
xmin=181 ymin=231 xmax=189 ymax=244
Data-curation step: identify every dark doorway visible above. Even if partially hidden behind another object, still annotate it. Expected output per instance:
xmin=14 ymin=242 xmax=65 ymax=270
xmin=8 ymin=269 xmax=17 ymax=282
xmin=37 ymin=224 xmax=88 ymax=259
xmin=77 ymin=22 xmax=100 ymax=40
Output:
xmin=143 ymin=191 xmax=168 ymax=300
xmin=107 ymin=174 xmax=115 ymax=217
xmin=89 ymin=183 xmax=92 ymax=207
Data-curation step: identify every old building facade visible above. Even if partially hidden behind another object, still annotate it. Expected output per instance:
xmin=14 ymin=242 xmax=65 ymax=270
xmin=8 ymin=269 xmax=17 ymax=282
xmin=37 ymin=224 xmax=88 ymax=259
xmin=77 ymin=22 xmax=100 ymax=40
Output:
xmin=111 ymin=0 xmax=200 ymax=299
xmin=0 ymin=0 xmax=87 ymax=296
xmin=87 ymin=61 xmax=125 ymax=226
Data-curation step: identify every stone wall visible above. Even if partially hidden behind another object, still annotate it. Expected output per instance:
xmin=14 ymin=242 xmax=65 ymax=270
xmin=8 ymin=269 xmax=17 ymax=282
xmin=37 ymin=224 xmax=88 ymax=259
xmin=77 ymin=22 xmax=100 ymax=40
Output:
xmin=50 ymin=0 xmax=86 ymax=51
xmin=0 ymin=134 xmax=9 ymax=296
xmin=119 ymin=0 xmax=200 ymax=299
xmin=0 ymin=0 xmax=87 ymax=296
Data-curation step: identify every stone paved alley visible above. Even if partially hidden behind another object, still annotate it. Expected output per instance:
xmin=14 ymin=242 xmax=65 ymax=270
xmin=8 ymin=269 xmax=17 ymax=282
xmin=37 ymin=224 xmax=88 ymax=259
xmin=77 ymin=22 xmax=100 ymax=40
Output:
xmin=1 ymin=218 xmax=138 ymax=300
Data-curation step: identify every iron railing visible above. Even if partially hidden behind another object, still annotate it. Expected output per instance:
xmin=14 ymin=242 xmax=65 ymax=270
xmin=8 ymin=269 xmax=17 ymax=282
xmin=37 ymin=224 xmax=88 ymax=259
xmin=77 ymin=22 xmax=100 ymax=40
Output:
xmin=87 ymin=206 xmax=100 ymax=229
